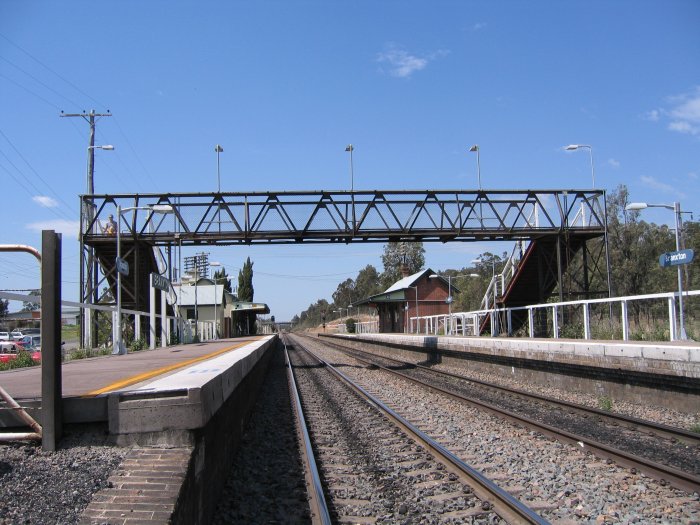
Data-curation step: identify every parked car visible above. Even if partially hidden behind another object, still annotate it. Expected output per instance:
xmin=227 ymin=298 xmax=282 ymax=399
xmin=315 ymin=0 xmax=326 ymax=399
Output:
xmin=0 ymin=332 xmax=10 ymax=341
xmin=17 ymin=335 xmax=41 ymax=350
xmin=0 ymin=341 xmax=40 ymax=363
xmin=10 ymin=329 xmax=25 ymax=340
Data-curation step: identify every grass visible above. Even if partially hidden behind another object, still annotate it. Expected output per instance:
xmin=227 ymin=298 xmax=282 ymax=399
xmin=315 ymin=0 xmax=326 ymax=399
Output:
xmin=598 ymin=395 xmax=614 ymax=412
xmin=61 ymin=324 xmax=79 ymax=340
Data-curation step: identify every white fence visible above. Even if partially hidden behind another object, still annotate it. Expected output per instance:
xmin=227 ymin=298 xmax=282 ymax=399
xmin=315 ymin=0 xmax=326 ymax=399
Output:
xmin=403 ymin=289 xmax=700 ymax=342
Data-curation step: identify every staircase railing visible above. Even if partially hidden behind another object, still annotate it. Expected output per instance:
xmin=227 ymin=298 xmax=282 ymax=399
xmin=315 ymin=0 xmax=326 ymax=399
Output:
xmin=479 ymin=203 xmax=540 ymax=310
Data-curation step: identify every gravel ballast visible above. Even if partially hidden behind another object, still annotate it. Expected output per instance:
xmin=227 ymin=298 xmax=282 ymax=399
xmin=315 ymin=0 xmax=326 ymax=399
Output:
xmin=297 ymin=335 xmax=700 ymax=524
xmin=0 ymin=426 xmax=128 ymax=525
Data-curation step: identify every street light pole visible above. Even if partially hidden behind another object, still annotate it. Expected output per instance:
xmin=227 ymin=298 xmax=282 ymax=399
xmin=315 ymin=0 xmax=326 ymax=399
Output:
xmin=345 ymin=144 xmax=355 ymax=231
xmin=469 ymin=145 xmax=481 ymax=189
xmin=430 ymin=273 xmax=480 ymax=335
xmin=626 ymin=201 xmax=688 ymax=340
xmin=209 ymin=261 xmax=222 ymax=339
xmin=215 ymin=145 xmax=223 ymax=192
xmin=409 ymin=285 xmax=419 ymax=333
xmin=564 ymin=144 xmax=595 ymax=188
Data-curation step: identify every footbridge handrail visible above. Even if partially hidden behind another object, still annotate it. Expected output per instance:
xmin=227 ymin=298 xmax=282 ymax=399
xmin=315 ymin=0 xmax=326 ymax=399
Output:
xmin=81 ymin=189 xmax=606 ymax=246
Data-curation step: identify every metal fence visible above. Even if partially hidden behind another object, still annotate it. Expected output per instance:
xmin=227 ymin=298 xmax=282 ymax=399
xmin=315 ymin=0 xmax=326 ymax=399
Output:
xmin=397 ymin=290 xmax=700 ymax=342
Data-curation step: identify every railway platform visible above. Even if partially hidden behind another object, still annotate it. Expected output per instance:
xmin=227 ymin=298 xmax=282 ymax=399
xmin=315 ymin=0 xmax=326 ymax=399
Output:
xmin=321 ymin=332 xmax=700 ymax=413
xmin=0 ymin=335 xmax=278 ymax=442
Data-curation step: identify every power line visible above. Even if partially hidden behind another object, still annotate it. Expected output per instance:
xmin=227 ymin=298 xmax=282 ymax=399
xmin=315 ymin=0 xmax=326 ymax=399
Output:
xmin=0 ymin=72 xmax=62 ymax=111
xmin=0 ymin=31 xmax=109 ymax=112
xmin=112 ymin=117 xmax=159 ymax=189
xmin=0 ymin=128 xmax=77 ymax=213
xmin=0 ymin=55 xmax=83 ymax=110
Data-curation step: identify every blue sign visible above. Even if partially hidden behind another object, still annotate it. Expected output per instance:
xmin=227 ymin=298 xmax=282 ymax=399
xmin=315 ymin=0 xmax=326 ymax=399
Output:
xmin=115 ymin=257 xmax=129 ymax=276
xmin=659 ymin=249 xmax=694 ymax=268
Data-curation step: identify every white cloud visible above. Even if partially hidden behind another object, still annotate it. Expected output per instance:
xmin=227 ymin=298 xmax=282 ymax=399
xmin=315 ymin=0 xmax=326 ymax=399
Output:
xmin=670 ymin=88 xmax=700 ymax=123
xmin=376 ymin=44 xmax=448 ymax=79
xmin=668 ymin=120 xmax=698 ymax=135
xmin=644 ymin=109 xmax=660 ymax=122
xmin=640 ymin=175 xmax=685 ymax=198
xmin=607 ymin=158 xmax=620 ymax=168
xmin=472 ymin=22 xmax=487 ymax=31
xmin=32 ymin=195 xmax=58 ymax=208
xmin=647 ymin=86 xmax=700 ymax=136
xmin=26 ymin=219 xmax=79 ymax=237
xmin=688 ymin=172 xmax=698 ymax=180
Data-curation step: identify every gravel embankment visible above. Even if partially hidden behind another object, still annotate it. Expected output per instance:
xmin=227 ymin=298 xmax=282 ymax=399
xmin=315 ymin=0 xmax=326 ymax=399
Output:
xmin=0 ymin=426 xmax=128 ymax=525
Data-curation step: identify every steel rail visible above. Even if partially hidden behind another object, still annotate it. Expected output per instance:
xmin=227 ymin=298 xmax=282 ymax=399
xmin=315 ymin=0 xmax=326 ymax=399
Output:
xmin=291 ymin=336 xmax=549 ymax=525
xmin=322 ymin=337 xmax=700 ymax=447
xmin=314 ymin=337 xmax=700 ymax=494
xmin=283 ymin=341 xmax=332 ymax=525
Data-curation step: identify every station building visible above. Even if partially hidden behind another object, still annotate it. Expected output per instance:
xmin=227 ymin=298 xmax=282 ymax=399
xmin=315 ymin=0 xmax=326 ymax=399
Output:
xmin=354 ymin=268 xmax=455 ymax=333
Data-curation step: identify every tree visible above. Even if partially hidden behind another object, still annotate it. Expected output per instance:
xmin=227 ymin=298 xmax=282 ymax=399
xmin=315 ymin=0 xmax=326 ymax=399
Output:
xmin=234 ymin=257 xmax=256 ymax=335
xmin=22 ymin=289 xmax=41 ymax=312
xmin=237 ymin=258 xmax=254 ymax=301
xmin=380 ymin=241 xmax=425 ymax=287
xmin=0 ymin=298 xmax=8 ymax=319
xmin=332 ymin=278 xmax=356 ymax=310
xmin=354 ymin=264 xmax=382 ymax=298
xmin=213 ymin=268 xmax=233 ymax=293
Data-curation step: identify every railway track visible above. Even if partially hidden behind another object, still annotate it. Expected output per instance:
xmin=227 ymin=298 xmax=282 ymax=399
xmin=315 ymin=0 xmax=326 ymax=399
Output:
xmin=283 ymin=334 xmax=549 ymax=524
xmin=303 ymin=334 xmax=700 ymax=495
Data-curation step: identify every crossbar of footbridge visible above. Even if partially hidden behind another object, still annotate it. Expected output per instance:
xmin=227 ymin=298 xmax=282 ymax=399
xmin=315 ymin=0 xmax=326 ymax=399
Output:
xmin=81 ymin=189 xmax=606 ymax=246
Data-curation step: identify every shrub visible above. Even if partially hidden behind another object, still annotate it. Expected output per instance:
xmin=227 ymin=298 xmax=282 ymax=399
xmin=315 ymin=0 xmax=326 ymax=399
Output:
xmin=345 ymin=318 xmax=356 ymax=334
xmin=129 ymin=337 xmax=147 ymax=352
xmin=0 ymin=351 xmax=39 ymax=371
xmin=69 ymin=348 xmax=89 ymax=360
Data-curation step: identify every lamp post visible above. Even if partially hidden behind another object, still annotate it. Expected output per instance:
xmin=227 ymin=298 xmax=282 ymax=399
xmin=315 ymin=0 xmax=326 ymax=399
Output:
xmin=210 ymin=261 xmax=222 ymax=339
xmin=215 ymin=145 xmax=224 ymax=192
xmin=86 ymin=144 xmax=114 ymax=194
xmin=468 ymin=145 xmax=481 ymax=189
xmin=564 ymin=144 xmax=595 ymax=188
xmin=430 ymin=273 xmax=479 ymax=335
xmin=625 ymin=201 xmax=688 ymax=340
xmin=408 ymin=285 xmax=419 ymax=333
xmin=345 ymin=144 xmax=356 ymax=230
xmin=115 ymin=204 xmax=173 ymax=355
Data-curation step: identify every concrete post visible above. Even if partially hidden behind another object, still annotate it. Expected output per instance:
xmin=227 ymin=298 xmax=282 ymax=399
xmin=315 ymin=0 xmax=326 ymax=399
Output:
xmin=41 ymin=230 xmax=62 ymax=451
xmin=150 ymin=284 xmax=156 ymax=349
xmin=161 ymin=289 xmax=167 ymax=347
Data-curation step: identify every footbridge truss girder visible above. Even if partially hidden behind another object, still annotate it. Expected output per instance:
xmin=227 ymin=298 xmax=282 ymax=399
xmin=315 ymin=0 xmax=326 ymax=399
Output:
xmin=81 ymin=189 xmax=607 ymax=246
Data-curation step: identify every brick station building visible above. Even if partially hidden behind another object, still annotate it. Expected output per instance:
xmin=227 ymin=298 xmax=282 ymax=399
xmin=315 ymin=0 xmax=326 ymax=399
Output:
xmin=354 ymin=268 xmax=456 ymax=333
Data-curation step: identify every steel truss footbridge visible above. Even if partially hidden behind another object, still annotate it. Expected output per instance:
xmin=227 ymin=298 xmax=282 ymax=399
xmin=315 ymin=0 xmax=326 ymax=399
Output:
xmin=79 ymin=189 xmax=609 ymax=342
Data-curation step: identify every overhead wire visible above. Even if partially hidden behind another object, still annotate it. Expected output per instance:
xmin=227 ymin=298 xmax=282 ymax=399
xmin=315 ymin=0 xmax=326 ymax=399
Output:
xmin=0 ymin=128 xmax=77 ymax=214
xmin=0 ymin=55 xmax=84 ymax=111
xmin=0 ymin=31 xmax=109 ymax=113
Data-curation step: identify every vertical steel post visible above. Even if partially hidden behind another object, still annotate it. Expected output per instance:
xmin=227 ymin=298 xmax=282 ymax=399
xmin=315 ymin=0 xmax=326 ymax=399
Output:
xmin=41 ymin=230 xmax=62 ymax=451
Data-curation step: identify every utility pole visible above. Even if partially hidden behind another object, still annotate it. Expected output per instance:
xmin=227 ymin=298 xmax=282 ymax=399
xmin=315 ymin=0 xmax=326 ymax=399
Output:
xmin=61 ymin=110 xmax=112 ymax=350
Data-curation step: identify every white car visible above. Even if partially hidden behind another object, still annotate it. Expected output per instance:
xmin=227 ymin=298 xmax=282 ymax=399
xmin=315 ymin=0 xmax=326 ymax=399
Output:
xmin=10 ymin=329 xmax=25 ymax=340
xmin=0 ymin=332 xmax=10 ymax=341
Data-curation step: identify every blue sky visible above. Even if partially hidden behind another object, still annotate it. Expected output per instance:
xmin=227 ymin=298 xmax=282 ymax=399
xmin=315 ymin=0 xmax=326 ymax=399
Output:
xmin=1 ymin=1 xmax=699 ymax=321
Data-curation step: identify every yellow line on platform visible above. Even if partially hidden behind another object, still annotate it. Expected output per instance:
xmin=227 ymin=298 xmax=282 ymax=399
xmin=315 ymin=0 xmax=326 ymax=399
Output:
xmin=84 ymin=338 xmax=261 ymax=397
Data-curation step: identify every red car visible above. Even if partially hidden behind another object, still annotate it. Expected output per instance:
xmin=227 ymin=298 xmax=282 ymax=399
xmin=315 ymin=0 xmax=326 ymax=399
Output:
xmin=0 ymin=341 xmax=41 ymax=363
